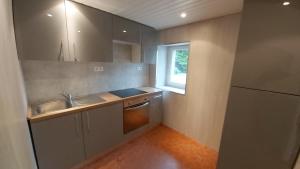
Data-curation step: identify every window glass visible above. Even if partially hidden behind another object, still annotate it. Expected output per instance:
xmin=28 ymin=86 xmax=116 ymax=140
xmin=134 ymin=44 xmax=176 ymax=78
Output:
xmin=170 ymin=49 xmax=189 ymax=85
xmin=156 ymin=43 xmax=190 ymax=94
xmin=166 ymin=45 xmax=189 ymax=89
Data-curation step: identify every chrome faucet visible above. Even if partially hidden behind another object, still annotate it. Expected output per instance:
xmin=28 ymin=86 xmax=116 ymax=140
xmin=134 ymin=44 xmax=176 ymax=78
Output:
xmin=62 ymin=91 xmax=73 ymax=108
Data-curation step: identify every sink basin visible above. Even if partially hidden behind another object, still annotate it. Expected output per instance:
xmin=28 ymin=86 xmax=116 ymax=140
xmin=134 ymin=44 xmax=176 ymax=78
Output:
xmin=32 ymin=95 xmax=106 ymax=115
xmin=73 ymin=95 xmax=106 ymax=106
xmin=32 ymin=100 xmax=70 ymax=115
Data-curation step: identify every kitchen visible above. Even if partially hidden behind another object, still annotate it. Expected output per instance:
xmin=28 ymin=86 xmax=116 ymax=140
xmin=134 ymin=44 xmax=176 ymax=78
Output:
xmin=1 ymin=0 xmax=300 ymax=169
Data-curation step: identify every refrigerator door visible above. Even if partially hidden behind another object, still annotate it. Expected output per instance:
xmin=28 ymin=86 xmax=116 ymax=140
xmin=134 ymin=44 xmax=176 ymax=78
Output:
xmin=231 ymin=0 xmax=300 ymax=95
xmin=217 ymin=87 xmax=300 ymax=169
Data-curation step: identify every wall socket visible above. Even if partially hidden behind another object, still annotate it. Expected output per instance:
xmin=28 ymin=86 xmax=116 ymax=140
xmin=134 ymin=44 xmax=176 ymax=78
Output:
xmin=137 ymin=66 xmax=143 ymax=71
xmin=94 ymin=66 xmax=104 ymax=72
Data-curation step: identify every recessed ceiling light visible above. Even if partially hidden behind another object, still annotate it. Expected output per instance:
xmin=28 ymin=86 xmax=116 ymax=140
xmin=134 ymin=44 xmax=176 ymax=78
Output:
xmin=77 ymin=30 xmax=81 ymax=33
xmin=283 ymin=1 xmax=291 ymax=6
xmin=180 ymin=12 xmax=187 ymax=18
xmin=123 ymin=30 xmax=127 ymax=33
xmin=47 ymin=13 xmax=53 ymax=17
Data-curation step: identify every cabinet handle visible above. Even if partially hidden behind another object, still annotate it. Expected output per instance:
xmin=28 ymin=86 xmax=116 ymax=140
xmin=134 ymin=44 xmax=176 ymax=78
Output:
xmin=86 ymin=112 xmax=91 ymax=133
xmin=74 ymin=114 xmax=81 ymax=137
xmin=58 ymin=40 xmax=64 ymax=62
xmin=73 ymin=43 xmax=79 ymax=62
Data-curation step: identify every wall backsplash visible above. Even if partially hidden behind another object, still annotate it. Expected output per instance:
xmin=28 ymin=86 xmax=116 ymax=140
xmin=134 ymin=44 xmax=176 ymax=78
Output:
xmin=21 ymin=60 xmax=150 ymax=104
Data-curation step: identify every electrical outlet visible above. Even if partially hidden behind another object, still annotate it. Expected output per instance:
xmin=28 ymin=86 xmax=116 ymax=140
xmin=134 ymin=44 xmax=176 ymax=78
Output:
xmin=137 ymin=66 xmax=143 ymax=71
xmin=94 ymin=66 xmax=104 ymax=72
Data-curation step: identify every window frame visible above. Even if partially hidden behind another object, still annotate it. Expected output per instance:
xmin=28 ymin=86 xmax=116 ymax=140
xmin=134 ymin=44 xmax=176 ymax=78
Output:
xmin=166 ymin=45 xmax=190 ymax=89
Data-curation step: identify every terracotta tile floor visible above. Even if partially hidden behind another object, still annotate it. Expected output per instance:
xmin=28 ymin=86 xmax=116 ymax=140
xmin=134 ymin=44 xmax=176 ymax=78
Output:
xmin=80 ymin=125 xmax=218 ymax=169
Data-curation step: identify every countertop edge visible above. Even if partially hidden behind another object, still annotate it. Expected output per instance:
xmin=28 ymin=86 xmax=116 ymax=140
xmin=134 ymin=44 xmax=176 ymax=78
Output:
xmin=28 ymin=88 xmax=162 ymax=123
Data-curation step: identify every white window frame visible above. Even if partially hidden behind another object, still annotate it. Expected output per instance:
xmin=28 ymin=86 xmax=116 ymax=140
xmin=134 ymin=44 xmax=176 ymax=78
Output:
xmin=166 ymin=45 xmax=189 ymax=89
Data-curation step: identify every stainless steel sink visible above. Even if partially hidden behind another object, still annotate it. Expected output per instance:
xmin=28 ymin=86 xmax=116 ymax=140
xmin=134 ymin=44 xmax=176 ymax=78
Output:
xmin=32 ymin=95 xmax=106 ymax=115
xmin=32 ymin=100 xmax=70 ymax=115
xmin=73 ymin=95 xmax=106 ymax=106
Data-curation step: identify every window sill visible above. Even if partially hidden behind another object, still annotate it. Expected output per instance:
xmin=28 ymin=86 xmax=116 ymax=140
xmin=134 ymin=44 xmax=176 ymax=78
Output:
xmin=157 ymin=86 xmax=186 ymax=95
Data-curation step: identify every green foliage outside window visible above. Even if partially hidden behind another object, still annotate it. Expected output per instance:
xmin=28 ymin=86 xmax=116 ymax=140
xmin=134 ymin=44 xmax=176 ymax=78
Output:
xmin=174 ymin=50 xmax=189 ymax=74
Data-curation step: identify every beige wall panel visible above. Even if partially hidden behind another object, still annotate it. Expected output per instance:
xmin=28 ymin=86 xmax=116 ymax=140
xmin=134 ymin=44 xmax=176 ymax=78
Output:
xmin=159 ymin=13 xmax=241 ymax=150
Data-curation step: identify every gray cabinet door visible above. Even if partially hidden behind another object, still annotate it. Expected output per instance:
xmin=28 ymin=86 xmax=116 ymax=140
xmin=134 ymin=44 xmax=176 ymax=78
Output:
xmin=30 ymin=113 xmax=85 ymax=169
xmin=141 ymin=26 xmax=158 ymax=64
xmin=150 ymin=93 xmax=163 ymax=126
xmin=82 ymin=103 xmax=123 ymax=158
xmin=65 ymin=1 xmax=113 ymax=62
xmin=113 ymin=16 xmax=141 ymax=44
xmin=218 ymin=87 xmax=300 ymax=169
xmin=13 ymin=0 xmax=69 ymax=61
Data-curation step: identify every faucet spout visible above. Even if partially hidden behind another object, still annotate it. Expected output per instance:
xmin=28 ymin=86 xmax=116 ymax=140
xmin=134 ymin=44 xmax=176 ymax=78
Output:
xmin=61 ymin=92 xmax=73 ymax=108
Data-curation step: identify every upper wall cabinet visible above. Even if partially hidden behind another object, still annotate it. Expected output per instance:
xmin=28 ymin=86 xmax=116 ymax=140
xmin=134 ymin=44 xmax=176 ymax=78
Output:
xmin=113 ymin=16 xmax=141 ymax=44
xmin=13 ymin=0 xmax=70 ymax=61
xmin=141 ymin=26 xmax=158 ymax=64
xmin=65 ymin=1 xmax=113 ymax=62
xmin=14 ymin=0 xmax=157 ymax=63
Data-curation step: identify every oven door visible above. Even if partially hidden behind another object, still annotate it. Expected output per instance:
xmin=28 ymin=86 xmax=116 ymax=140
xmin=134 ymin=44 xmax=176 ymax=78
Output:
xmin=123 ymin=101 xmax=150 ymax=134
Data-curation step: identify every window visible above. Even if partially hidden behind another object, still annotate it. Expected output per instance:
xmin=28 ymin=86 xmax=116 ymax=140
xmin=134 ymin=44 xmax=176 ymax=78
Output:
xmin=167 ymin=45 xmax=189 ymax=89
xmin=156 ymin=43 xmax=190 ymax=94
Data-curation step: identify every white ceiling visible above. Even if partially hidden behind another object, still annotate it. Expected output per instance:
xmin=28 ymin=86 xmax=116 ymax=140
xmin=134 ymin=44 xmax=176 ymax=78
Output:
xmin=72 ymin=0 xmax=243 ymax=30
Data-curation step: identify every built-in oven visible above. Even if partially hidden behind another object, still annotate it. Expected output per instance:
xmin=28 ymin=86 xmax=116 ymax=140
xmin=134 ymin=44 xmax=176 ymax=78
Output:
xmin=123 ymin=96 xmax=150 ymax=134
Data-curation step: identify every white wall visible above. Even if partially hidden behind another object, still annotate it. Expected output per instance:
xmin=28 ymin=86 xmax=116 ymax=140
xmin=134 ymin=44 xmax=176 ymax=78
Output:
xmin=0 ymin=0 xmax=37 ymax=168
xmin=159 ymin=14 xmax=241 ymax=151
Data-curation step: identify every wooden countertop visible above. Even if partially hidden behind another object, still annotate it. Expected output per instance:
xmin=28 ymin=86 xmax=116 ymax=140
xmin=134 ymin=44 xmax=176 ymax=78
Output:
xmin=28 ymin=87 xmax=162 ymax=123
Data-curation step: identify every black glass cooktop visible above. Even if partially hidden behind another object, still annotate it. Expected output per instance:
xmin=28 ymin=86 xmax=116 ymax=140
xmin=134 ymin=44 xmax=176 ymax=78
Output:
xmin=109 ymin=88 xmax=147 ymax=98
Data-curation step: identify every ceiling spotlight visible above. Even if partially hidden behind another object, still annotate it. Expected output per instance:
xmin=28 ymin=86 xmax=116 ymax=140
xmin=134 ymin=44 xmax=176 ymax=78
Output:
xmin=180 ymin=12 xmax=187 ymax=18
xmin=283 ymin=1 xmax=290 ymax=6
xmin=77 ymin=30 xmax=81 ymax=33
xmin=123 ymin=30 xmax=127 ymax=33
xmin=47 ymin=13 xmax=53 ymax=17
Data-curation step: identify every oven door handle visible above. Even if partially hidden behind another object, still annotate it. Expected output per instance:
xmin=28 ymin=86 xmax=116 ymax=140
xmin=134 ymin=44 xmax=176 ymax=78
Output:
xmin=125 ymin=102 xmax=149 ymax=111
